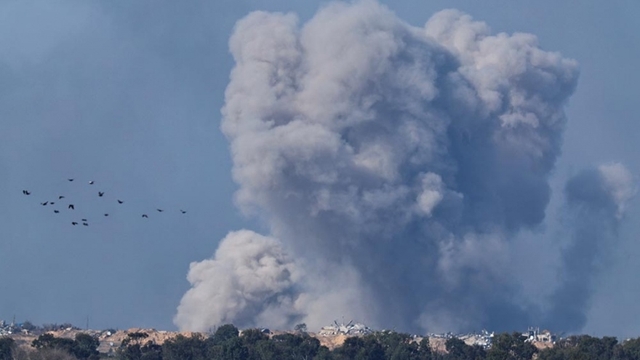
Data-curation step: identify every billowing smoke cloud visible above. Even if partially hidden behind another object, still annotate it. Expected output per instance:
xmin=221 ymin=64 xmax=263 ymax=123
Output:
xmin=546 ymin=164 xmax=636 ymax=331
xmin=174 ymin=230 xmax=302 ymax=331
xmin=175 ymin=1 xmax=632 ymax=333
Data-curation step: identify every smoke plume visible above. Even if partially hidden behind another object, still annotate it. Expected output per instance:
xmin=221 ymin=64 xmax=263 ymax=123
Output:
xmin=175 ymin=1 xmax=632 ymax=333
xmin=545 ymin=163 xmax=636 ymax=330
xmin=174 ymin=230 xmax=302 ymax=331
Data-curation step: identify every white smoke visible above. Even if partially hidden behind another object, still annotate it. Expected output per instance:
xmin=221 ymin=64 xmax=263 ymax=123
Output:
xmin=174 ymin=230 xmax=375 ymax=331
xmin=599 ymin=163 xmax=636 ymax=218
xmin=174 ymin=230 xmax=302 ymax=331
xmin=174 ymin=1 xmax=634 ymax=333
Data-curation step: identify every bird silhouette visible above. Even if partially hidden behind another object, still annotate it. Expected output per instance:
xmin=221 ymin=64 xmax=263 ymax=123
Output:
xmin=104 ymin=213 xmax=109 ymax=217
xmin=41 ymin=201 xmax=48 ymax=206
xmin=68 ymin=179 xmax=74 ymax=182
xmin=117 ymin=200 xmax=124 ymax=204
xmin=81 ymin=218 xmax=87 ymax=222
xmin=157 ymin=209 xmax=163 ymax=212
xmin=98 ymin=192 xmax=104 ymax=197
xmin=72 ymin=222 xmax=78 ymax=226
xmin=68 ymin=204 xmax=74 ymax=210
xmin=22 ymin=190 xmax=31 ymax=195
xmin=58 ymin=195 xmax=65 ymax=199
xmin=180 ymin=210 xmax=187 ymax=214
xmin=142 ymin=214 xmax=148 ymax=218
xmin=50 ymin=202 xmax=55 ymax=205
xmin=89 ymin=181 xmax=94 ymax=185
xmin=53 ymin=210 xmax=59 ymax=213
xmin=82 ymin=223 xmax=88 ymax=226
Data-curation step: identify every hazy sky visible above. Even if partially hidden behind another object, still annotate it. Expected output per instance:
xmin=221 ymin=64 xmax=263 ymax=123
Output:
xmin=1 ymin=0 xmax=639 ymax=338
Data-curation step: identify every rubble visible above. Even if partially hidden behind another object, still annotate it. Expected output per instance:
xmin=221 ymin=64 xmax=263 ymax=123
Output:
xmin=458 ymin=330 xmax=494 ymax=348
xmin=0 ymin=319 xmax=17 ymax=336
xmin=318 ymin=321 xmax=373 ymax=336
xmin=427 ymin=330 xmax=495 ymax=349
xmin=525 ymin=327 xmax=556 ymax=343
xmin=426 ymin=327 xmax=558 ymax=350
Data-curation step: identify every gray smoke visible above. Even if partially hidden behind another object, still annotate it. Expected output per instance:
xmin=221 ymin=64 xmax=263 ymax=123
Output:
xmin=174 ymin=1 xmax=632 ymax=333
xmin=174 ymin=230 xmax=302 ymax=331
xmin=545 ymin=163 xmax=636 ymax=331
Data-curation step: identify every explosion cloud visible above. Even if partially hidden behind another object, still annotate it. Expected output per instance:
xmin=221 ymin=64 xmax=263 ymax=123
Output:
xmin=546 ymin=164 xmax=636 ymax=330
xmin=175 ymin=1 xmax=633 ymax=333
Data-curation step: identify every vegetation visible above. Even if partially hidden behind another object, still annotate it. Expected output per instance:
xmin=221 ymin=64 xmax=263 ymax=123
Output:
xmin=2 ymin=325 xmax=640 ymax=359
xmin=31 ymin=333 xmax=100 ymax=360
xmin=0 ymin=337 xmax=14 ymax=360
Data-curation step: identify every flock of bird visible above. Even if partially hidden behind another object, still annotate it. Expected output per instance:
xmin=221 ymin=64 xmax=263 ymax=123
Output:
xmin=22 ymin=179 xmax=186 ymax=226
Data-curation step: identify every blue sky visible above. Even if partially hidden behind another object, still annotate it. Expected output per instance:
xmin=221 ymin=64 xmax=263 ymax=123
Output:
xmin=1 ymin=0 xmax=638 ymax=337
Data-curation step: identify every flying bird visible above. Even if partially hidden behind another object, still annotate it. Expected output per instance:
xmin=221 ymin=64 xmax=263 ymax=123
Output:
xmin=117 ymin=200 xmax=123 ymax=204
xmin=53 ymin=210 xmax=59 ymax=213
xmin=68 ymin=179 xmax=74 ymax=182
xmin=41 ymin=201 xmax=48 ymax=206
xmin=72 ymin=222 xmax=78 ymax=226
xmin=68 ymin=204 xmax=74 ymax=210
xmin=81 ymin=218 xmax=87 ymax=222
xmin=50 ymin=202 xmax=55 ymax=205
xmin=180 ymin=210 xmax=186 ymax=214
xmin=22 ymin=190 xmax=31 ymax=195
xmin=156 ymin=209 xmax=163 ymax=212
xmin=82 ymin=223 xmax=88 ymax=226
xmin=104 ymin=213 xmax=109 ymax=217
xmin=98 ymin=191 xmax=104 ymax=197
xmin=89 ymin=181 xmax=94 ymax=185
xmin=142 ymin=214 xmax=148 ymax=218
xmin=58 ymin=195 xmax=65 ymax=199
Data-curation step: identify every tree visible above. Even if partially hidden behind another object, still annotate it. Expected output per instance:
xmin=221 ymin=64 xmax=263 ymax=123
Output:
xmin=140 ymin=341 xmax=163 ymax=360
xmin=297 ymin=335 xmax=321 ymax=359
xmin=31 ymin=333 xmax=99 ymax=360
xmin=253 ymin=339 xmax=281 ymax=360
xmin=445 ymin=338 xmax=468 ymax=360
xmin=21 ymin=321 xmax=37 ymax=332
xmin=31 ymin=333 xmax=76 ymax=354
xmin=486 ymin=332 xmax=536 ymax=360
xmin=445 ymin=337 xmax=486 ymax=360
xmin=0 ymin=337 xmax=14 ymax=360
xmin=271 ymin=333 xmax=321 ymax=360
xmin=116 ymin=342 xmax=142 ymax=360
xmin=217 ymin=337 xmax=249 ymax=360
xmin=571 ymin=335 xmax=620 ymax=360
xmin=162 ymin=334 xmax=208 ymax=360
xmin=72 ymin=333 xmax=100 ymax=360
xmin=538 ymin=335 xmax=625 ymax=360
xmin=241 ymin=329 xmax=268 ymax=346
xmin=32 ymin=333 xmax=57 ymax=349
xmin=417 ymin=338 xmax=434 ymax=360
xmin=537 ymin=347 xmax=568 ymax=360
xmin=117 ymin=340 xmax=163 ymax=360
xmin=314 ymin=346 xmax=335 ymax=360
xmin=29 ymin=348 xmax=79 ymax=360
xmin=373 ymin=331 xmax=432 ymax=360
xmin=212 ymin=324 xmax=239 ymax=345
xmin=333 ymin=336 xmax=385 ymax=360
xmin=623 ymin=338 xmax=640 ymax=360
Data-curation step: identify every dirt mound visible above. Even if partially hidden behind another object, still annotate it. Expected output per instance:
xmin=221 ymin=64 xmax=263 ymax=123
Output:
xmin=95 ymin=328 xmax=199 ymax=353
xmin=313 ymin=333 xmax=348 ymax=350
